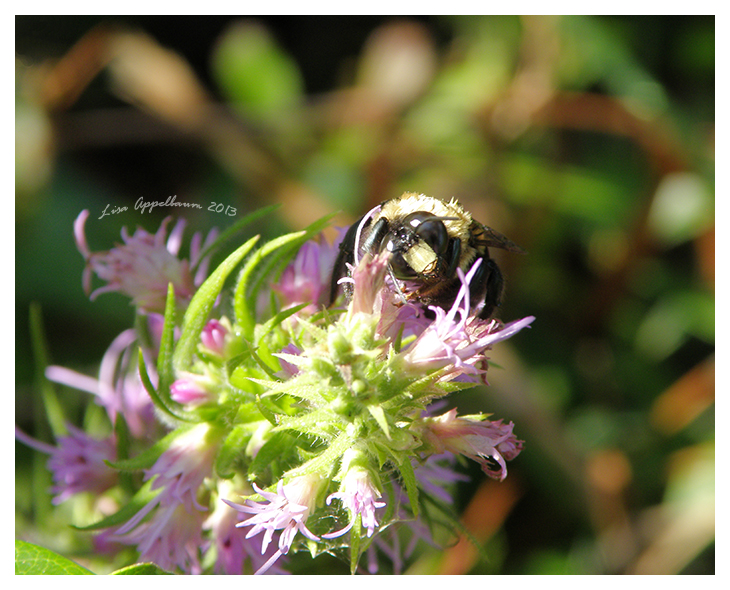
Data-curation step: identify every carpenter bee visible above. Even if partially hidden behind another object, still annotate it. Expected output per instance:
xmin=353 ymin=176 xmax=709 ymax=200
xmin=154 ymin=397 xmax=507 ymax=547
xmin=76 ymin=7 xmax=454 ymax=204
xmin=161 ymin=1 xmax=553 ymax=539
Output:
xmin=330 ymin=192 xmax=524 ymax=319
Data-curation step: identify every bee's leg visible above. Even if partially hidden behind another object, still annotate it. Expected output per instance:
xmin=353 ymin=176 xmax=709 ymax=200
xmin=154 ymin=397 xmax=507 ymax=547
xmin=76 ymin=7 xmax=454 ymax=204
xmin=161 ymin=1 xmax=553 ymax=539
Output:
xmin=474 ymin=256 xmax=505 ymax=319
xmin=329 ymin=219 xmax=362 ymax=304
xmin=360 ymin=217 xmax=389 ymax=254
xmin=329 ymin=216 xmax=389 ymax=305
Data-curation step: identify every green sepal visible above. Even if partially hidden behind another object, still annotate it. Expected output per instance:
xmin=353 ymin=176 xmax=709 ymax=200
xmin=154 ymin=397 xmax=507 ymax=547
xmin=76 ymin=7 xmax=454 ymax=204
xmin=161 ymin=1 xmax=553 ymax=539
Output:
xmin=72 ymin=478 xmax=158 ymax=531
xmin=250 ymin=378 xmax=330 ymax=405
xmin=254 ymin=394 xmax=281 ymax=425
xmin=379 ymin=478 xmax=398 ymax=525
xmin=238 ymin=338 xmax=279 ymax=379
xmin=15 ymin=539 xmax=94 ymax=575
xmin=255 ymin=302 xmax=308 ymax=341
xmin=246 ymin=213 xmax=338 ymax=313
xmin=174 ymin=235 xmax=260 ymax=372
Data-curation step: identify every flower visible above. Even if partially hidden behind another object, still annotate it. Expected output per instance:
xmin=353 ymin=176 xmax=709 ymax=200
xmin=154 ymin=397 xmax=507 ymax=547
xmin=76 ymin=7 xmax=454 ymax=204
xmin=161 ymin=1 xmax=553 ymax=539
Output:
xmin=170 ymin=373 xmax=214 ymax=406
xmin=400 ymin=260 xmax=535 ymax=381
xmin=323 ymin=465 xmax=386 ymax=539
xmin=346 ymin=251 xmax=390 ymax=318
xmin=74 ymin=210 xmax=218 ymax=313
xmin=114 ymin=502 xmax=206 ymax=574
xmin=15 ymin=425 xmax=117 ymax=505
xmin=272 ymin=232 xmax=342 ymax=314
xmin=200 ymin=318 xmax=229 ymax=357
xmin=423 ymin=408 xmax=524 ymax=481
xmin=275 ymin=343 xmax=303 ymax=378
xmin=112 ymin=424 xmax=218 ymax=571
xmin=45 ymin=327 xmax=156 ymax=439
xmin=412 ymin=452 xmax=470 ymax=504
xmin=204 ymin=480 xmax=287 ymax=575
xmin=224 ymin=474 xmax=324 ymax=574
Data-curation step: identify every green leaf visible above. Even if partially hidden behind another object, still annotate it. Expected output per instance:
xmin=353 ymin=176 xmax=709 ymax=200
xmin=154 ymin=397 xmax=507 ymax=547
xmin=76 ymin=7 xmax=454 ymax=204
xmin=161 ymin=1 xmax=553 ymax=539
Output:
xmin=215 ymin=423 xmax=251 ymax=478
xmin=233 ymin=231 xmax=307 ymax=337
xmin=29 ymin=303 xmax=66 ymax=438
xmin=367 ymin=404 xmax=391 ymax=440
xmin=138 ymin=349 xmax=190 ymax=423
xmin=234 ymin=213 xmax=338 ymax=338
xmin=73 ymin=478 xmax=158 ymax=531
xmin=111 ymin=563 xmax=172 ymax=575
xmin=174 ymin=235 xmax=260 ymax=372
xmin=397 ymin=458 xmax=419 ymax=517
xmin=286 ymin=432 xmax=352 ymax=480
xmin=106 ymin=425 xmax=192 ymax=473
xmin=15 ymin=539 xmax=94 ymax=575
xmin=191 ymin=204 xmax=280 ymax=274
xmin=248 ymin=430 xmax=296 ymax=479
xmin=113 ymin=412 xmax=135 ymax=494
xmin=349 ymin=515 xmax=363 ymax=575
xmin=155 ymin=283 xmax=178 ymax=405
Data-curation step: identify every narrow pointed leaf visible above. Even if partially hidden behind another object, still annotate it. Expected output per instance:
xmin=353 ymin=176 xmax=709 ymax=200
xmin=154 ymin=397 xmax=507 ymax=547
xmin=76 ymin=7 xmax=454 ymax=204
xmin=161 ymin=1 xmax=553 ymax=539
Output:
xmin=191 ymin=204 xmax=280 ymax=273
xmin=155 ymin=283 xmax=177 ymax=404
xmin=174 ymin=235 xmax=259 ymax=372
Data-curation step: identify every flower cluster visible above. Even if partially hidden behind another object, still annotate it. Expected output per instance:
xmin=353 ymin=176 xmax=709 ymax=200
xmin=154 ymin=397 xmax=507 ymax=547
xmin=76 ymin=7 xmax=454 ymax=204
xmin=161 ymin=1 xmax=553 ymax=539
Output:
xmin=17 ymin=208 xmax=533 ymax=574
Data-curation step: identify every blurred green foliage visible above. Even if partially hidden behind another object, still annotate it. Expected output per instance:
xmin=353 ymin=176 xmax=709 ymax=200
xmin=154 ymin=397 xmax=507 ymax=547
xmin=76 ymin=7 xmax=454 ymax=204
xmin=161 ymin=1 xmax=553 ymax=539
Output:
xmin=16 ymin=15 xmax=714 ymax=574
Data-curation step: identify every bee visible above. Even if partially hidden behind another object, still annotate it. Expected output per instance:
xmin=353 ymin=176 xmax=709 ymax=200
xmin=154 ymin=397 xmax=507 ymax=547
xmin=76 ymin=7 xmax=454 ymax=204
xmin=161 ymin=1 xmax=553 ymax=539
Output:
xmin=330 ymin=192 xmax=524 ymax=319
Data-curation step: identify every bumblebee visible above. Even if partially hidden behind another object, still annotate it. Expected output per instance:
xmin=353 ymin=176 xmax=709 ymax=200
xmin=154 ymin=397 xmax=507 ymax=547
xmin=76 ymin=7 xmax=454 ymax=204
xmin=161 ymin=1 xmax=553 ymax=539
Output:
xmin=330 ymin=192 xmax=524 ymax=319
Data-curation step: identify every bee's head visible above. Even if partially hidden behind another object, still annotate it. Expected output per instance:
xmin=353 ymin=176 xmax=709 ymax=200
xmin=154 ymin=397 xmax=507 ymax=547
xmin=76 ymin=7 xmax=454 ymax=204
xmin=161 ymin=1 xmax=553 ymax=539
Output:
xmin=381 ymin=212 xmax=456 ymax=280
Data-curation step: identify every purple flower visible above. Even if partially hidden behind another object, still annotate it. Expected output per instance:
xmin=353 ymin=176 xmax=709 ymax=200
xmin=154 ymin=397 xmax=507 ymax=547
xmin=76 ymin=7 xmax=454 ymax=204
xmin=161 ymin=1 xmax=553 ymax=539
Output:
xmin=272 ymin=232 xmax=342 ymax=314
xmin=74 ymin=210 xmax=218 ymax=313
xmin=400 ymin=260 xmax=535 ymax=382
xmin=275 ymin=343 xmax=303 ymax=378
xmin=15 ymin=425 xmax=117 ymax=505
xmin=115 ymin=502 xmax=206 ymax=574
xmin=45 ymin=328 xmax=156 ymax=439
xmin=170 ymin=373 xmax=214 ymax=406
xmin=412 ymin=452 xmax=470 ymax=504
xmin=346 ymin=251 xmax=390 ymax=318
xmin=224 ymin=474 xmax=324 ymax=574
xmin=112 ymin=424 xmax=218 ymax=571
xmin=323 ymin=467 xmax=386 ymax=539
xmin=204 ymin=481 xmax=287 ymax=575
xmin=200 ymin=318 xmax=229 ymax=357
xmin=424 ymin=408 xmax=524 ymax=481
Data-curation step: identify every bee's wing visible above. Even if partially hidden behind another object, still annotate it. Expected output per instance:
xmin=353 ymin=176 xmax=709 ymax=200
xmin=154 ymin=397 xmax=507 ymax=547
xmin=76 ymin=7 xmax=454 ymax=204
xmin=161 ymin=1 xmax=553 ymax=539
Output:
xmin=474 ymin=223 xmax=526 ymax=254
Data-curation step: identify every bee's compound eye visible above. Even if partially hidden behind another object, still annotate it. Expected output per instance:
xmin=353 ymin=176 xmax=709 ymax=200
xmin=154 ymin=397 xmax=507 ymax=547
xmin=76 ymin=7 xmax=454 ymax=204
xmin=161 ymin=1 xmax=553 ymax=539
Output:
xmin=403 ymin=212 xmax=449 ymax=255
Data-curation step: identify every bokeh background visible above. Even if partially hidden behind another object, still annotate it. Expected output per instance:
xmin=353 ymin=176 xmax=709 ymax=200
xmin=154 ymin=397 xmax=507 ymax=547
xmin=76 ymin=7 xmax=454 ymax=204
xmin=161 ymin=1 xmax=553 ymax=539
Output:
xmin=15 ymin=15 xmax=714 ymax=574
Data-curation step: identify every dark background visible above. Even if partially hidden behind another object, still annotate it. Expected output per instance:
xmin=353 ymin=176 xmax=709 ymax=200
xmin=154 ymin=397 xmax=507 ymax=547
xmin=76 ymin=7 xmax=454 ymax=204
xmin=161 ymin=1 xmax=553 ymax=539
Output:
xmin=16 ymin=15 xmax=714 ymax=574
